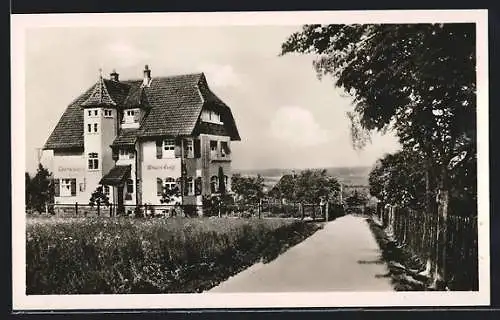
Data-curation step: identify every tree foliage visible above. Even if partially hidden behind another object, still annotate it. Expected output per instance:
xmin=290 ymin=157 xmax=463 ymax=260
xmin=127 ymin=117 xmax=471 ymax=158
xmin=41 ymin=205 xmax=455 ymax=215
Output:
xmin=270 ymin=169 xmax=340 ymax=203
xmin=281 ymin=24 xmax=476 ymax=179
xmin=345 ymin=190 xmax=369 ymax=207
xmin=28 ymin=164 xmax=54 ymax=213
xmin=89 ymin=185 xmax=111 ymax=208
xmin=231 ymin=174 xmax=265 ymax=205
xmin=368 ymin=150 xmax=427 ymax=209
xmin=25 ymin=172 xmax=32 ymax=209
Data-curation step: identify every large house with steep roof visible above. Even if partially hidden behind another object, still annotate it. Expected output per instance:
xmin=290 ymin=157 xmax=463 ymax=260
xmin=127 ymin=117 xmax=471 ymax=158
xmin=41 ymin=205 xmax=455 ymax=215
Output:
xmin=43 ymin=65 xmax=240 ymax=214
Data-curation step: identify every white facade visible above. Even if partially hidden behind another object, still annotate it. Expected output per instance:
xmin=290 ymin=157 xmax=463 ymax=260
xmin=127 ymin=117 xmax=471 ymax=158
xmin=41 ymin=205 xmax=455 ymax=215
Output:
xmin=46 ymin=68 xmax=239 ymax=211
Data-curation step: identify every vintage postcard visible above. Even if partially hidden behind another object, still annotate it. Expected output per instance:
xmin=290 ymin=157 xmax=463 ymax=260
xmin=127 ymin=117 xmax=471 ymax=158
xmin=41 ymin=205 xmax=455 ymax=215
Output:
xmin=11 ymin=9 xmax=489 ymax=310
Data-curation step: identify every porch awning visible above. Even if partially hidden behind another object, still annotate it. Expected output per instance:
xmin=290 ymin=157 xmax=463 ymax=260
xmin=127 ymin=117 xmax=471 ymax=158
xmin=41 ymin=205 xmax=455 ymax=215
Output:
xmin=100 ymin=165 xmax=131 ymax=186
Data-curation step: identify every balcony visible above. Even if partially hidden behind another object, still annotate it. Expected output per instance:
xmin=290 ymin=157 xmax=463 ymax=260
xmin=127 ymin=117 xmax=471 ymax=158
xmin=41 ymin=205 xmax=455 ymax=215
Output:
xmin=210 ymin=151 xmax=231 ymax=162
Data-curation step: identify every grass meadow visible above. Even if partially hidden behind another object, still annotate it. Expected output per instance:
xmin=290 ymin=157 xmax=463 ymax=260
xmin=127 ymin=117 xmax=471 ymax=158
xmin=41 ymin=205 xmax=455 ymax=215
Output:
xmin=26 ymin=216 xmax=322 ymax=294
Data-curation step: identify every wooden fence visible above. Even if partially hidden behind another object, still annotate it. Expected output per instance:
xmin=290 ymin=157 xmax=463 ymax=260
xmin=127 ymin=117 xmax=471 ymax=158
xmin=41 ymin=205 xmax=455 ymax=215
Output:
xmin=34 ymin=201 xmax=344 ymax=221
xmin=378 ymin=204 xmax=478 ymax=290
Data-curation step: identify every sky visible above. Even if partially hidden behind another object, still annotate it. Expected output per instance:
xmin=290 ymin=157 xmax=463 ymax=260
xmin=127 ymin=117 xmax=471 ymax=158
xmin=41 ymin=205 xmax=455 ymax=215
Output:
xmin=25 ymin=26 xmax=401 ymax=174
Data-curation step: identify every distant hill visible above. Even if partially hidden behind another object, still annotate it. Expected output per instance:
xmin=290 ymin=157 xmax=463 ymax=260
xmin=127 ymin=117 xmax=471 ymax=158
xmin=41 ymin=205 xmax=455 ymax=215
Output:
xmin=233 ymin=166 xmax=373 ymax=188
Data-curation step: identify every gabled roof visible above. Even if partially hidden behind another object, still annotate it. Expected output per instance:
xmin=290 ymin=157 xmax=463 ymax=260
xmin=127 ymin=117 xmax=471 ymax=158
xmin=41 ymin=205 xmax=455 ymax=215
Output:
xmin=44 ymin=70 xmax=240 ymax=150
xmin=136 ymin=73 xmax=204 ymax=137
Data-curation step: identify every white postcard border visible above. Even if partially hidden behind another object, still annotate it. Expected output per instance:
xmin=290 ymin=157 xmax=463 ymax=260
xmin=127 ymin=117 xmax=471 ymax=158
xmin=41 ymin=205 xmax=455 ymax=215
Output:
xmin=11 ymin=9 xmax=490 ymax=310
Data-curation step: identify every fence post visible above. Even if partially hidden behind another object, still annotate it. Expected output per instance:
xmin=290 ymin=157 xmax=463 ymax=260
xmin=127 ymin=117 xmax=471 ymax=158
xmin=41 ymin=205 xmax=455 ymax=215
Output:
xmin=258 ymin=200 xmax=262 ymax=219
xmin=75 ymin=202 xmax=78 ymax=216
xmin=97 ymin=202 xmax=100 ymax=216
xmin=110 ymin=204 xmax=113 ymax=217
xmin=300 ymin=203 xmax=304 ymax=220
xmin=325 ymin=202 xmax=329 ymax=222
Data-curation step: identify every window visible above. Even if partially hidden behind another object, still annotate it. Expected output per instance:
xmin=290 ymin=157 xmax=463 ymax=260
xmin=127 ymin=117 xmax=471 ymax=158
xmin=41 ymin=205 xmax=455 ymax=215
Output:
xmin=79 ymin=181 xmax=85 ymax=192
xmin=221 ymin=141 xmax=230 ymax=157
xmin=186 ymin=177 xmax=194 ymax=196
xmin=202 ymin=110 xmax=222 ymax=124
xmin=164 ymin=139 xmax=175 ymax=151
xmin=119 ymin=149 xmax=134 ymax=160
xmin=104 ymin=185 xmax=110 ymax=196
xmin=88 ymin=153 xmax=99 ymax=170
xmin=210 ymin=176 xmax=218 ymax=194
xmin=210 ymin=111 xmax=220 ymax=123
xmin=126 ymin=179 xmax=134 ymax=194
xmin=210 ymin=141 xmax=218 ymax=159
xmin=126 ymin=110 xmax=135 ymax=116
xmin=104 ymin=109 xmax=112 ymax=117
xmin=87 ymin=124 xmax=91 ymax=132
xmin=224 ymin=175 xmax=229 ymax=191
xmin=163 ymin=139 xmax=176 ymax=158
xmin=94 ymin=110 xmax=98 ymax=116
xmin=210 ymin=140 xmax=218 ymax=152
xmin=94 ymin=123 xmax=98 ymax=133
xmin=88 ymin=110 xmax=91 ymax=116
xmin=165 ymin=177 xmax=177 ymax=191
xmin=60 ymin=178 xmax=76 ymax=197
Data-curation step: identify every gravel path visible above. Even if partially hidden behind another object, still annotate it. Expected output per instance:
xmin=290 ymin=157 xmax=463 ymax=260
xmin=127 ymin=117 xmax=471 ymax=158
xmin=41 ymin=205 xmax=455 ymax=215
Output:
xmin=209 ymin=214 xmax=394 ymax=292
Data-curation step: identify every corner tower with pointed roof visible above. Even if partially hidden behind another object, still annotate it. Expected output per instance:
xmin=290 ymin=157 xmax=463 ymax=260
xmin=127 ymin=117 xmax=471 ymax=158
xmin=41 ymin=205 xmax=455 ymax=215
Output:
xmin=43 ymin=65 xmax=241 ymax=215
xmin=80 ymin=70 xmax=122 ymax=204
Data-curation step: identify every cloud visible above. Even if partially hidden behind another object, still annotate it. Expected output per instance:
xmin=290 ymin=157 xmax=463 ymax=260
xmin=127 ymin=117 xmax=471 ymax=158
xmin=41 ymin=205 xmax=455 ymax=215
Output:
xmin=198 ymin=63 xmax=242 ymax=88
xmin=270 ymin=106 xmax=331 ymax=147
xmin=102 ymin=42 xmax=150 ymax=68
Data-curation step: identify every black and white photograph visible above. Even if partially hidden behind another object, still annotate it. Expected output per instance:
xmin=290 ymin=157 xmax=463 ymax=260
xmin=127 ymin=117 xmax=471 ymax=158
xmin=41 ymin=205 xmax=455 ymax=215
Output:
xmin=11 ymin=10 xmax=489 ymax=310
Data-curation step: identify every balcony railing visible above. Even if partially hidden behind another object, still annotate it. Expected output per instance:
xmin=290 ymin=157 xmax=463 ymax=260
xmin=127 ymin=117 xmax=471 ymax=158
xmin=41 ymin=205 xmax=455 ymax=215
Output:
xmin=210 ymin=151 xmax=231 ymax=162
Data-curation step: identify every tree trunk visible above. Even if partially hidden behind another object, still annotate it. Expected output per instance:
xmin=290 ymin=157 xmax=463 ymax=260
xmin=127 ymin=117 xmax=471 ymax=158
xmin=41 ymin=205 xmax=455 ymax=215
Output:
xmin=421 ymin=159 xmax=437 ymax=281
xmin=431 ymin=163 xmax=450 ymax=290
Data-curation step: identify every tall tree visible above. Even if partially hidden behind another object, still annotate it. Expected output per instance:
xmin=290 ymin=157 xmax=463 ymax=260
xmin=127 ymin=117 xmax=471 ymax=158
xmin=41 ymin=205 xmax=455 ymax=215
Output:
xmin=271 ymin=169 xmax=340 ymax=204
xmin=231 ymin=174 xmax=265 ymax=205
xmin=29 ymin=164 xmax=54 ymax=213
xmin=281 ymin=23 xmax=476 ymax=288
xmin=25 ymin=172 xmax=32 ymax=210
xmin=368 ymin=150 xmax=427 ymax=209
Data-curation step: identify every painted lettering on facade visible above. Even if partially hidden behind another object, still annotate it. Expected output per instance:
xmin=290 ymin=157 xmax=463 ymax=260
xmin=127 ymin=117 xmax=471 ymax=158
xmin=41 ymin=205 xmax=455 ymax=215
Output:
xmin=146 ymin=164 xmax=176 ymax=171
xmin=58 ymin=166 xmax=84 ymax=173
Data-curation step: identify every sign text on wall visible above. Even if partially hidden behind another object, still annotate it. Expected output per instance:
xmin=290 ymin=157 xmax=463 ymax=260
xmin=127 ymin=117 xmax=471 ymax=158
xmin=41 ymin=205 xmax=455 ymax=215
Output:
xmin=146 ymin=164 xmax=176 ymax=171
xmin=58 ymin=167 xmax=84 ymax=173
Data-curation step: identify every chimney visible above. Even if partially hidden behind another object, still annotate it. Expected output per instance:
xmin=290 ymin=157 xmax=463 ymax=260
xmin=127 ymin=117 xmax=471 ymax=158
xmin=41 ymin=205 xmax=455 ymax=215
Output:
xmin=110 ymin=69 xmax=119 ymax=82
xmin=143 ymin=64 xmax=151 ymax=86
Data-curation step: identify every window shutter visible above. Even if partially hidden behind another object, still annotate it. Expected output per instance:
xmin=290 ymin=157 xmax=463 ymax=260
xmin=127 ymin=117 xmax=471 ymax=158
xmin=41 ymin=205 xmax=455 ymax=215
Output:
xmin=54 ymin=179 xmax=60 ymax=197
xmin=194 ymin=139 xmax=201 ymax=158
xmin=70 ymin=179 xmax=76 ymax=196
xmin=156 ymin=140 xmax=162 ymax=159
xmin=195 ymin=177 xmax=202 ymax=195
xmin=184 ymin=179 xmax=189 ymax=196
xmin=157 ymin=178 xmax=163 ymax=196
